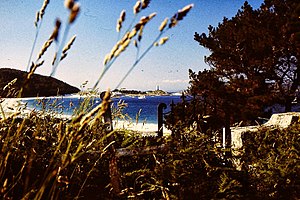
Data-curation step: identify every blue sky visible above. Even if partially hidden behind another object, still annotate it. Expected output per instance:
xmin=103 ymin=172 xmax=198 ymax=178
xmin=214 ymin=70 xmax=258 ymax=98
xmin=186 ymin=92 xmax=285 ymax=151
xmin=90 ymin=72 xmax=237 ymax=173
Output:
xmin=0 ymin=0 xmax=264 ymax=92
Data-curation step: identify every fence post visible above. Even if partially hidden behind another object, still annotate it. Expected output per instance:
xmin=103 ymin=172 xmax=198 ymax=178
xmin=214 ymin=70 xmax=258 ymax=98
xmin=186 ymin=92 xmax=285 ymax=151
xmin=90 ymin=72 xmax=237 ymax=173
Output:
xmin=100 ymin=91 xmax=122 ymax=196
xmin=157 ymin=103 xmax=167 ymax=137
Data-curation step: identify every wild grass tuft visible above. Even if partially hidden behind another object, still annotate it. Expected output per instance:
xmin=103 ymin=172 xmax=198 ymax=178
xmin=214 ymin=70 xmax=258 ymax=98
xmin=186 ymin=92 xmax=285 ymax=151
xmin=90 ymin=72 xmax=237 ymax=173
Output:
xmin=0 ymin=1 xmax=196 ymax=199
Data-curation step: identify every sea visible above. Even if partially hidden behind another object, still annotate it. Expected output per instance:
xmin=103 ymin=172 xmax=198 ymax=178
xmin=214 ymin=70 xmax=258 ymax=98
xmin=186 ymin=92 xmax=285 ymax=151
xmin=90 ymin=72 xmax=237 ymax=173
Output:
xmin=22 ymin=94 xmax=186 ymax=124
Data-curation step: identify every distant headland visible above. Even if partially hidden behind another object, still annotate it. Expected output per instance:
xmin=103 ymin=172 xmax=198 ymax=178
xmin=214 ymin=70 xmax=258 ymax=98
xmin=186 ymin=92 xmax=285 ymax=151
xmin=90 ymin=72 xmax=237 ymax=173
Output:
xmin=112 ymin=88 xmax=169 ymax=97
xmin=0 ymin=68 xmax=80 ymax=98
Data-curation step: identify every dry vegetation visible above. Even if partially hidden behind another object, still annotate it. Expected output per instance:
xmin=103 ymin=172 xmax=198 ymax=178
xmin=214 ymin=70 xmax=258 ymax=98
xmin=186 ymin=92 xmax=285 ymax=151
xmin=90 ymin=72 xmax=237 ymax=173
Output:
xmin=0 ymin=0 xmax=299 ymax=199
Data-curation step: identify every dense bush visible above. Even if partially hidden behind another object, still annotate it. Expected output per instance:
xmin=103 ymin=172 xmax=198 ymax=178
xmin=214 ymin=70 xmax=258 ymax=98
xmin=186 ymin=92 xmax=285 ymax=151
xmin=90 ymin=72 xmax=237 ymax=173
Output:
xmin=146 ymin=120 xmax=300 ymax=199
xmin=116 ymin=128 xmax=234 ymax=199
xmin=241 ymin=124 xmax=300 ymax=199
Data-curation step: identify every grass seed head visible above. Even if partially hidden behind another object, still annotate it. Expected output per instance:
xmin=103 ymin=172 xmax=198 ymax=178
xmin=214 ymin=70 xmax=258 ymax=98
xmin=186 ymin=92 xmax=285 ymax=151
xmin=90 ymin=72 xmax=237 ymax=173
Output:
xmin=114 ymin=48 xmax=122 ymax=58
xmin=52 ymin=53 xmax=57 ymax=65
xmin=36 ymin=60 xmax=45 ymax=67
xmin=40 ymin=0 xmax=50 ymax=19
xmin=169 ymin=4 xmax=194 ymax=28
xmin=65 ymin=0 xmax=75 ymax=10
xmin=133 ymin=40 xmax=138 ymax=47
xmin=37 ymin=39 xmax=53 ymax=60
xmin=69 ymin=3 xmax=80 ymax=23
xmin=159 ymin=37 xmax=169 ymax=45
xmin=135 ymin=12 xmax=156 ymax=30
xmin=140 ymin=12 xmax=156 ymax=24
xmin=103 ymin=54 xmax=110 ymax=66
xmin=35 ymin=11 xmax=40 ymax=26
xmin=110 ymin=44 xmax=119 ymax=56
xmin=159 ymin=17 xmax=168 ymax=32
xmin=50 ymin=19 xmax=61 ymax=41
xmin=120 ymin=10 xmax=126 ymax=22
xmin=60 ymin=53 xmax=67 ymax=61
xmin=138 ymin=25 xmax=144 ymax=41
xmin=3 ymin=78 xmax=17 ymax=91
xmin=141 ymin=0 xmax=150 ymax=9
xmin=121 ymin=39 xmax=131 ymax=50
xmin=129 ymin=28 xmax=138 ymax=39
xmin=62 ymin=35 xmax=76 ymax=54
xmin=116 ymin=23 xmax=121 ymax=33
xmin=121 ymin=32 xmax=130 ymax=43
xmin=114 ymin=39 xmax=131 ymax=57
xmin=149 ymin=12 xmax=156 ymax=20
xmin=177 ymin=4 xmax=194 ymax=20
xmin=133 ymin=1 xmax=141 ymax=15
xmin=116 ymin=10 xmax=126 ymax=32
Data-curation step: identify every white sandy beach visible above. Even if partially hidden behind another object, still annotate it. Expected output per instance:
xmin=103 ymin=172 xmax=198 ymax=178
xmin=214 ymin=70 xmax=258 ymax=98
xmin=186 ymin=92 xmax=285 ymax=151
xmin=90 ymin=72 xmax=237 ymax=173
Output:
xmin=113 ymin=120 xmax=171 ymax=136
xmin=0 ymin=98 xmax=171 ymax=135
xmin=0 ymin=98 xmax=32 ymax=118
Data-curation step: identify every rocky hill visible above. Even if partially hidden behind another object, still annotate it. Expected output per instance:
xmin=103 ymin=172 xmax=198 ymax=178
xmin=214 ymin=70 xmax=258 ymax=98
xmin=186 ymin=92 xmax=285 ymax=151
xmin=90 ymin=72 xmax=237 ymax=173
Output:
xmin=0 ymin=68 xmax=80 ymax=97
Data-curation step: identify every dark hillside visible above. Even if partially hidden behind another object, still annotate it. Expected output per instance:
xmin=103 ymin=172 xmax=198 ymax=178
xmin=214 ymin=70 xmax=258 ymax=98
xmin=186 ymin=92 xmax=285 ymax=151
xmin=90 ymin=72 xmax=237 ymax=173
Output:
xmin=0 ymin=68 xmax=80 ymax=97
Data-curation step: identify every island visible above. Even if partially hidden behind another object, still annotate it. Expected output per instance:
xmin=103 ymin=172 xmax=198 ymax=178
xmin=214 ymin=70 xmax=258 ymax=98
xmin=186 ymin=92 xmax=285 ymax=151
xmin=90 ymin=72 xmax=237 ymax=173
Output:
xmin=112 ymin=88 xmax=169 ymax=97
xmin=0 ymin=68 xmax=80 ymax=98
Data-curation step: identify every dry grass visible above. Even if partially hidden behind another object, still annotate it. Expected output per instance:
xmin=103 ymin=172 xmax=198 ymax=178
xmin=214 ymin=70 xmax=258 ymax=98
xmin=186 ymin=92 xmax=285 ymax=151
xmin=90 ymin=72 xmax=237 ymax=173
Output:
xmin=0 ymin=0 xmax=194 ymax=199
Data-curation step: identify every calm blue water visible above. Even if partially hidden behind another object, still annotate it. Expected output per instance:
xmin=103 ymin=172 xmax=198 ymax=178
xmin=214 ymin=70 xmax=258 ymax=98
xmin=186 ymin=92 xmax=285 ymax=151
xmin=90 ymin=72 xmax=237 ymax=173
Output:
xmin=23 ymin=95 xmax=185 ymax=124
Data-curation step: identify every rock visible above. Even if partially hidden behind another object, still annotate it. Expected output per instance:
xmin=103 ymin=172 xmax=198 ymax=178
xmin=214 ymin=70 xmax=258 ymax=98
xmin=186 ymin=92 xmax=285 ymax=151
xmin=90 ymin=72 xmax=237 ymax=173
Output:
xmin=230 ymin=112 xmax=300 ymax=170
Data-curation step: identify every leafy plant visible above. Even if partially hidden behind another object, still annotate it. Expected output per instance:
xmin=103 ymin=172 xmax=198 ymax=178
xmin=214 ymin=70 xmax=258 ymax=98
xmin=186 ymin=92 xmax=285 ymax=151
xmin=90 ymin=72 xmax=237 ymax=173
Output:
xmin=241 ymin=124 xmax=300 ymax=199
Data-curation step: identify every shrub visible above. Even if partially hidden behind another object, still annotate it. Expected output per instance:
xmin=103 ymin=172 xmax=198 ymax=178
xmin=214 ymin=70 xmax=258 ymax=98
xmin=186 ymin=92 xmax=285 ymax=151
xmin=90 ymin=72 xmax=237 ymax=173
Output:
xmin=242 ymin=124 xmax=300 ymax=199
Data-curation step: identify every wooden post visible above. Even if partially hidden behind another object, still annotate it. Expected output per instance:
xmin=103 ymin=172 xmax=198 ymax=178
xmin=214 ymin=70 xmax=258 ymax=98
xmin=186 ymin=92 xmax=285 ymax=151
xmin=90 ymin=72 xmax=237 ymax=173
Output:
xmin=100 ymin=91 xmax=122 ymax=196
xmin=157 ymin=103 xmax=167 ymax=137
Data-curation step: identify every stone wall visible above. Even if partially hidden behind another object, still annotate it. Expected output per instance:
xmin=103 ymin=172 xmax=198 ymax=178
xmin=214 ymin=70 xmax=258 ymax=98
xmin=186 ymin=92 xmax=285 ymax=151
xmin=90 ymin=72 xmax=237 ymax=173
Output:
xmin=230 ymin=112 xmax=300 ymax=170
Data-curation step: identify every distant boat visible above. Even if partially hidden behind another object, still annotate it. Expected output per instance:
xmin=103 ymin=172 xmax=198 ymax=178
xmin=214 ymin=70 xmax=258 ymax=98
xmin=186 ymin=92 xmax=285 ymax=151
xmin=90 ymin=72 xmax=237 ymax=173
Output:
xmin=171 ymin=92 xmax=182 ymax=96
xmin=138 ymin=95 xmax=146 ymax=99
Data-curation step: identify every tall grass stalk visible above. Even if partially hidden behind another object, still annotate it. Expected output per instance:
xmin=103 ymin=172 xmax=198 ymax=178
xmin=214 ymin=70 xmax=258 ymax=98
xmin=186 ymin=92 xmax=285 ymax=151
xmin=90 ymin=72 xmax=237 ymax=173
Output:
xmin=50 ymin=24 xmax=71 ymax=77
xmin=92 ymin=3 xmax=194 ymax=90
xmin=50 ymin=1 xmax=80 ymax=77
xmin=0 ymin=1 xmax=195 ymax=199
xmin=26 ymin=19 xmax=43 ymax=72
xmin=26 ymin=0 xmax=50 ymax=72
xmin=115 ymin=31 xmax=165 ymax=89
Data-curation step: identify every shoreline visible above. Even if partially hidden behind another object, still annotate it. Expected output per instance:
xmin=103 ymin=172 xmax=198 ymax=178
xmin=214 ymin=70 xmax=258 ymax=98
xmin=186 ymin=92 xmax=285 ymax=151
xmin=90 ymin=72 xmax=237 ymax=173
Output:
xmin=113 ymin=120 xmax=171 ymax=136
xmin=0 ymin=98 xmax=171 ymax=135
xmin=0 ymin=98 xmax=31 ymax=118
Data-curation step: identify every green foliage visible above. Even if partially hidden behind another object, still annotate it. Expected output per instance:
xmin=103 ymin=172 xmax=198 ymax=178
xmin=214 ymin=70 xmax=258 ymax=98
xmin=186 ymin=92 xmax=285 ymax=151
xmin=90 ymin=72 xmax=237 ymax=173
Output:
xmin=116 ymin=128 xmax=229 ymax=199
xmin=217 ymin=172 xmax=244 ymax=199
xmin=194 ymin=0 xmax=300 ymax=117
xmin=241 ymin=124 xmax=300 ymax=199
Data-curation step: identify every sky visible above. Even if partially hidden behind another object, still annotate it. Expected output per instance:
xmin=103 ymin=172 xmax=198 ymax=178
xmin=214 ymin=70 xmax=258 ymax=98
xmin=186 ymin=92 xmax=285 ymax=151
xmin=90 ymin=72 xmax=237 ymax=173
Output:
xmin=0 ymin=0 xmax=264 ymax=92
